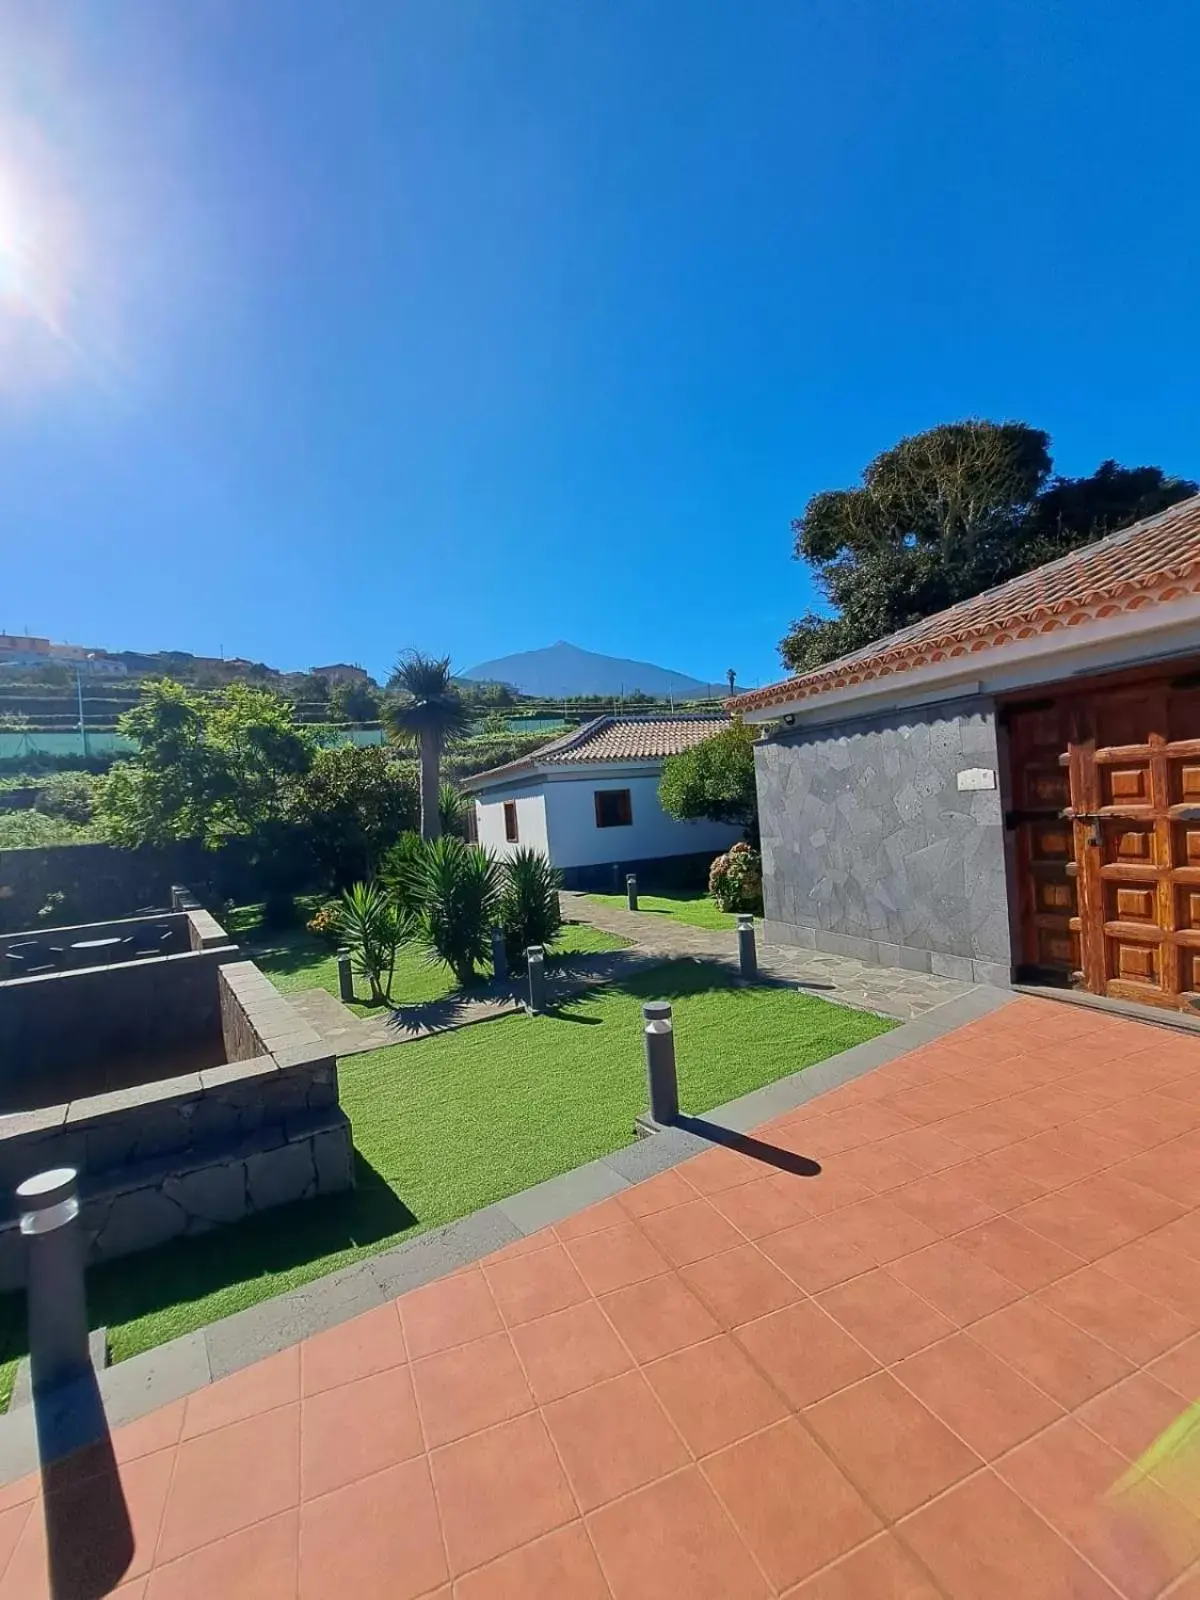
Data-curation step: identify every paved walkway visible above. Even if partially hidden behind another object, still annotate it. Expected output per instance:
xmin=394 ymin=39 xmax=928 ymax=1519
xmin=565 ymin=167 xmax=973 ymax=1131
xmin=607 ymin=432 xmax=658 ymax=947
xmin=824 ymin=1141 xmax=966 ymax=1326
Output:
xmin=5 ymin=995 xmax=1200 ymax=1597
xmin=563 ymin=892 xmax=967 ymax=1021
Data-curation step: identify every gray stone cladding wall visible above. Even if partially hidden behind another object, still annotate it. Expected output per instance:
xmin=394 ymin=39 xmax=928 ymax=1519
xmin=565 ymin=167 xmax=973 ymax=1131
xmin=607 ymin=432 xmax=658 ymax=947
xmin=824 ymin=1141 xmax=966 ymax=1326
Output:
xmin=755 ymin=695 xmax=1012 ymax=985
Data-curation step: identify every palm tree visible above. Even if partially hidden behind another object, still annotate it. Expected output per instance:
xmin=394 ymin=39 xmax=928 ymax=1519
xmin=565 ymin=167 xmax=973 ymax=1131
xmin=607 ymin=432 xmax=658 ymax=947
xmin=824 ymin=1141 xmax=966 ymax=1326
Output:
xmin=384 ymin=652 xmax=471 ymax=839
xmin=726 ymin=667 xmax=737 ymax=695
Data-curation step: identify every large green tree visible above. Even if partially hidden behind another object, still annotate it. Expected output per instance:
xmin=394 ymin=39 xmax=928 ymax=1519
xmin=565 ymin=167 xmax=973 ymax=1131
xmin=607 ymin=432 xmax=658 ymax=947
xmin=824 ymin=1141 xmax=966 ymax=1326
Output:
xmin=384 ymin=653 xmax=471 ymax=840
xmin=780 ymin=422 xmax=1196 ymax=673
xmin=291 ymin=743 xmax=418 ymax=885
xmin=659 ymin=721 xmax=759 ymax=838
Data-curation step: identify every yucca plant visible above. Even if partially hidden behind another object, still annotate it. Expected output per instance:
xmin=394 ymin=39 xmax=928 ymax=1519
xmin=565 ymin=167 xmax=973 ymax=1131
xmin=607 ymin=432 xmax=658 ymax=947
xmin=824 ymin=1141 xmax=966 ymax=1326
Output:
xmin=379 ymin=830 xmax=428 ymax=918
xmin=438 ymin=781 xmax=469 ymax=839
xmin=409 ymin=836 xmax=503 ymax=986
xmin=338 ymin=880 xmax=409 ymax=1005
xmin=500 ymin=848 xmax=562 ymax=966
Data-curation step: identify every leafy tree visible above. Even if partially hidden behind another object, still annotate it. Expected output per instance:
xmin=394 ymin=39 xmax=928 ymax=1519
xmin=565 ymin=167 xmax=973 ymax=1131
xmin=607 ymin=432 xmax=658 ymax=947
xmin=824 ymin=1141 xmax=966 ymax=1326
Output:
xmin=780 ymin=422 xmax=1197 ymax=672
xmin=384 ymin=653 xmax=472 ymax=840
xmin=328 ymin=678 xmax=381 ymax=724
xmin=659 ymin=721 xmax=759 ymax=837
xmin=291 ymin=744 xmax=418 ymax=885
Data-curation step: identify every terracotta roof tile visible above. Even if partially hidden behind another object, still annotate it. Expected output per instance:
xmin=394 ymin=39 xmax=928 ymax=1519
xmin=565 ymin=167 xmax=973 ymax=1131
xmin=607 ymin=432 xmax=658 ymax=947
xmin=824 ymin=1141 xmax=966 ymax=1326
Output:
xmin=733 ymin=493 xmax=1200 ymax=715
xmin=463 ymin=715 xmax=728 ymax=790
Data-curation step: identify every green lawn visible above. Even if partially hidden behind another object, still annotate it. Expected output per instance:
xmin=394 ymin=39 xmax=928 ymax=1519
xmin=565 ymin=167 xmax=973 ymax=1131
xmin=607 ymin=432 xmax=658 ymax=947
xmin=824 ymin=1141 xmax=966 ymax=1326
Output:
xmin=229 ymin=903 xmax=630 ymax=1016
xmin=586 ymin=889 xmax=746 ymax=931
xmin=0 ymin=961 xmax=892 ymax=1409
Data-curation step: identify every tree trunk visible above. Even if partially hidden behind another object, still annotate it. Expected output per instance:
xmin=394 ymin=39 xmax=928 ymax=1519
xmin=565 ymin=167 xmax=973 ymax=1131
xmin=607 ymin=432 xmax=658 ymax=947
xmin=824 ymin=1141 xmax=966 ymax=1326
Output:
xmin=419 ymin=729 xmax=442 ymax=841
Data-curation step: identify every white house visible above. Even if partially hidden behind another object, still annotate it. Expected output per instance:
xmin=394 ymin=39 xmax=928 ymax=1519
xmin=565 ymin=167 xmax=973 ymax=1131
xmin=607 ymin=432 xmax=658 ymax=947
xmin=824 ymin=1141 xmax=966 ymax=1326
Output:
xmin=462 ymin=715 xmax=743 ymax=888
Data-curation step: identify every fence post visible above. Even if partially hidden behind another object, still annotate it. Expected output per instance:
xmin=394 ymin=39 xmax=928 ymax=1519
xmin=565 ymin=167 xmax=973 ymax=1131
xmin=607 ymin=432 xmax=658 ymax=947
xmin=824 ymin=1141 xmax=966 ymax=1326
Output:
xmin=336 ymin=947 xmax=354 ymax=1004
xmin=526 ymin=946 xmax=547 ymax=1014
xmin=18 ymin=1168 xmax=90 ymax=1394
xmin=642 ymin=1001 xmax=679 ymax=1127
xmin=737 ymin=915 xmax=758 ymax=980
xmin=626 ymin=873 xmax=639 ymax=912
xmin=490 ymin=926 xmax=508 ymax=982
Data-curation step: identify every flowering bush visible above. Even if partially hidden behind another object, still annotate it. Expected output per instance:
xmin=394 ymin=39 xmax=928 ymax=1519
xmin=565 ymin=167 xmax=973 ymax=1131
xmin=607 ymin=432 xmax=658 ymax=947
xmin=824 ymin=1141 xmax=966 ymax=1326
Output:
xmin=306 ymin=902 xmax=342 ymax=944
xmin=709 ymin=842 xmax=763 ymax=914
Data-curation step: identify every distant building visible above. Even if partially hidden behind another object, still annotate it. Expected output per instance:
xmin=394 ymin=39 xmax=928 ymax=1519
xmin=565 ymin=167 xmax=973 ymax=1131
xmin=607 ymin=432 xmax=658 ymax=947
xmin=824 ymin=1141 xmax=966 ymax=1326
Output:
xmin=463 ymin=714 xmax=740 ymax=889
xmin=311 ymin=664 xmax=371 ymax=686
xmin=0 ymin=636 xmax=126 ymax=674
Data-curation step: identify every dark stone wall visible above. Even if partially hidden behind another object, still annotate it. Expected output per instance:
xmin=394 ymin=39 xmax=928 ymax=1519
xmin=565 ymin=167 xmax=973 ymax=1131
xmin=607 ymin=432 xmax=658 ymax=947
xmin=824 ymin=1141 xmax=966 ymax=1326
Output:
xmin=755 ymin=695 xmax=1013 ymax=984
xmin=0 ymin=841 xmax=209 ymax=932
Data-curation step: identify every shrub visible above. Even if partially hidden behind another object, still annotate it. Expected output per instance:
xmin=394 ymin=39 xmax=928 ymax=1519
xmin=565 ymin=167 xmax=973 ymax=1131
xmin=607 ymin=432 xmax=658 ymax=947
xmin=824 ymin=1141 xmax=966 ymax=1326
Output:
xmin=305 ymin=902 xmax=342 ymax=944
xmin=438 ymin=782 xmax=469 ymax=839
xmin=408 ymin=836 xmax=503 ymax=986
xmin=338 ymin=880 xmax=409 ymax=1005
xmin=709 ymin=842 xmax=763 ymax=913
xmin=37 ymin=772 xmax=100 ymax=824
xmin=379 ymin=830 xmax=428 ymax=917
xmin=500 ymin=849 xmax=562 ymax=965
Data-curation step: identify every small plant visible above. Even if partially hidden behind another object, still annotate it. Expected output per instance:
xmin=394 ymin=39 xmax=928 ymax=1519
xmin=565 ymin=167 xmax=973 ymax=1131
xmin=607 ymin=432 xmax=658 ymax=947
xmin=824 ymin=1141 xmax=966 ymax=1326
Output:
xmin=338 ymin=881 xmax=409 ymax=1005
xmin=36 ymin=889 xmax=66 ymax=922
xmin=438 ymin=781 xmax=469 ymax=839
xmin=305 ymin=902 xmax=342 ymax=944
xmin=500 ymin=848 xmax=562 ymax=965
xmin=379 ymin=830 xmax=429 ymax=918
xmin=409 ymin=836 xmax=503 ymax=986
xmin=709 ymin=842 xmax=763 ymax=914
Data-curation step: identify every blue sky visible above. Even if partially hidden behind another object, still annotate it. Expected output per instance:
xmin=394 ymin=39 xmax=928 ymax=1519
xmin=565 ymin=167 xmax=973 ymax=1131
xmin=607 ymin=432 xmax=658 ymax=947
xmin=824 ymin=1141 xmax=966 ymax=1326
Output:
xmin=0 ymin=1 xmax=1196 ymax=690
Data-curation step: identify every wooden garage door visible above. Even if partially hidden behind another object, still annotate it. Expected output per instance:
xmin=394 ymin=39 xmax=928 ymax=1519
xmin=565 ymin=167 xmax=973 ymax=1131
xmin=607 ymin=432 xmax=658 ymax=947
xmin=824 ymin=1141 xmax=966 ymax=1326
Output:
xmin=1072 ymin=677 xmax=1200 ymax=1012
xmin=1008 ymin=700 xmax=1079 ymax=982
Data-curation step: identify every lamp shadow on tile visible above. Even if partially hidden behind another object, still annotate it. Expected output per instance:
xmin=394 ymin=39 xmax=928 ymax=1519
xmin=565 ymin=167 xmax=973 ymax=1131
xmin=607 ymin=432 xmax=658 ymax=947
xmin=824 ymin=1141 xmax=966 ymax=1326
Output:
xmin=676 ymin=1116 xmax=822 ymax=1178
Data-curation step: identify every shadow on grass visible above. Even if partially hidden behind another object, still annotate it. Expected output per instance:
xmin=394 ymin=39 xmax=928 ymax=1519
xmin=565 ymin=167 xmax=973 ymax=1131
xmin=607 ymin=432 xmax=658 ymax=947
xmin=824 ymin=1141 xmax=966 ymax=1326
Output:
xmin=0 ymin=1153 xmax=418 ymax=1372
xmin=676 ymin=1115 xmax=822 ymax=1178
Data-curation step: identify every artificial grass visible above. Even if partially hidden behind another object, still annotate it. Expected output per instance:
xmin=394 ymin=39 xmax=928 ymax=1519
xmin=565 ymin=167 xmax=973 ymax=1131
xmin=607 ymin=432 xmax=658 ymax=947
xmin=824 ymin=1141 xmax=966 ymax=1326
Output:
xmin=586 ymin=889 xmax=745 ymax=932
xmin=0 ymin=961 xmax=893 ymax=1407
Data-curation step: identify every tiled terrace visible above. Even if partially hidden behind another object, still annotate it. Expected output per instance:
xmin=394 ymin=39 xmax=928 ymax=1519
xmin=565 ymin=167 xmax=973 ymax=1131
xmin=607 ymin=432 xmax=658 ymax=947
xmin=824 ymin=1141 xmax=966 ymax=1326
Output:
xmin=3 ymin=996 xmax=1200 ymax=1597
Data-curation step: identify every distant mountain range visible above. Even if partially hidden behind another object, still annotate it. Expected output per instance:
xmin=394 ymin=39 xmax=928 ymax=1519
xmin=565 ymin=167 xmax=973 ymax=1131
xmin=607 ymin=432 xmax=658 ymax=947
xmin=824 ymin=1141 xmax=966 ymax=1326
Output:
xmin=462 ymin=642 xmax=723 ymax=700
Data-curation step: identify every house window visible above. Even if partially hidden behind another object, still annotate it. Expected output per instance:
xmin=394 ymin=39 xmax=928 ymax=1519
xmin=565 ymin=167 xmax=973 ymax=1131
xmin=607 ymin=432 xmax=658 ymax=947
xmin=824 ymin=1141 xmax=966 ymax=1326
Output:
xmin=594 ymin=788 xmax=633 ymax=828
xmin=503 ymin=801 xmax=519 ymax=842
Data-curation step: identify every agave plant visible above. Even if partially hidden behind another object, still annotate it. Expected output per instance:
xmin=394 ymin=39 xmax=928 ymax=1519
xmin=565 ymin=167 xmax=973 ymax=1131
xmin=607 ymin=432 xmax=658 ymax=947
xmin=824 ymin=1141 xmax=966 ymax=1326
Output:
xmin=337 ymin=880 xmax=409 ymax=1005
xmin=500 ymin=848 xmax=562 ymax=965
xmin=409 ymin=836 xmax=503 ymax=986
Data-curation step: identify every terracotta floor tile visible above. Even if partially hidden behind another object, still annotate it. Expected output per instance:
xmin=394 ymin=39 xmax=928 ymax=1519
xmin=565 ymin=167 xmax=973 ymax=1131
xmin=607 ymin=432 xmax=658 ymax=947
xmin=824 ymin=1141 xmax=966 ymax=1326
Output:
xmin=788 ymin=1533 xmax=942 ymax=1598
xmin=803 ymin=1102 xmax=918 ymax=1153
xmin=817 ymin=1268 xmax=957 ymax=1363
xmin=0 ymin=1473 xmax=37 ymax=1517
xmin=760 ymin=1217 xmax=876 ymax=1293
xmin=1117 ymin=1145 xmax=1200 ymax=1209
xmin=31 ymin=1447 xmax=175 ymax=1593
xmin=599 ymin=1272 xmax=719 ymax=1363
xmin=829 ymin=1143 xmax=925 ymax=1194
xmin=107 ymin=1401 xmax=186 ymax=1466
xmin=679 ymin=1243 xmax=801 ymax=1328
xmin=705 ymin=1418 xmax=879 ymax=1590
xmin=1073 ymin=1171 xmax=1188 ymax=1234
xmin=894 ymin=1331 xmax=1062 ymax=1459
xmin=997 ymin=1417 xmax=1200 ymax=1600
xmin=889 ymin=1239 xmax=1022 ymax=1325
xmin=736 ymin=1299 xmax=878 ymax=1408
xmin=900 ymin=1468 xmax=1120 ymax=1599
xmin=1150 ymin=1333 xmax=1200 ymax=1399
xmin=870 ymin=1126 xmax=970 ymax=1176
xmin=412 ymin=1330 xmax=533 ymax=1448
xmin=822 ymin=1197 xmax=939 ymax=1266
xmin=302 ymin=1362 xmax=424 ymax=1499
xmin=300 ymin=1302 xmax=406 ymax=1396
xmin=553 ymin=1196 xmax=629 ymax=1240
xmin=683 ymin=1145 xmax=762 ymax=1195
xmin=146 ymin=1508 xmax=297 ymax=1600
xmin=0 ymin=1503 xmax=30 ymax=1585
xmin=787 ymin=1167 xmax=876 ymax=1216
xmin=587 ymin=1467 xmax=770 ymax=1600
xmin=805 ymin=1372 xmax=980 ymax=1518
xmin=183 ymin=1347 xmax=299 ymax=1439
xmin=706 ymin=1174 xmax=812 ymax=1238
xmin=953 ymin=1150 xmax=1052 ymax=1211
xmin=398 ymin=1268 xmax=503 ymax=1358
xmin=432 ymin=1412 xmax=576 ymax=1575
xmin=543 ymin=1369 xmax=689 ymax=1511
xmin=1078 ymin=1371 xmax=1194 ymax=1466
xmin=1012 ymin=1188 xmax=1144 ymax=1261
xmin=890 ymin=1172 xmax=1000 ymax=1237
xmin=484 ymin=1242 xmax=590 ymax=1325
xmin=971 ymin=1296 xmax=1134 ymax=1408
xmin=563 ymin=1221 xmax=669 ymax=1295
xmin=935 ymin=1103 xmax=1045 ymax=1157
xmin=157 ymin=1403 xmax=300 ymax=1563
xmin=1002 ymin=1133 xmax=1102 ymax=1193
xmin=509 ymin=1299 xmax=633 ymax=1404
xmin=1038 ymin=1266 xmax=1195 ymax=1364
xmin=1098 ymin=1239 xmax=1200 ymax=1322
xmin=488 ymin=1226 xmax=556 ymax=1262
xmin=454 ymin=1523 xmax=610 ymax=1600
xmin=299 ymin=1456 xmax=447 ymax=1600
xmin=1153 ymin=1211 xmax=1200 ymax=1264
xmin=617 ymin=1167 xmax=697 ymax=1218
xmin=952 ymin=1215 xmax=1084 ymax=1291
xmin=644 ymin=1335 xmax=786 ymax=1456
xmin=638 ymin=1199 xmax=743 ymax=1267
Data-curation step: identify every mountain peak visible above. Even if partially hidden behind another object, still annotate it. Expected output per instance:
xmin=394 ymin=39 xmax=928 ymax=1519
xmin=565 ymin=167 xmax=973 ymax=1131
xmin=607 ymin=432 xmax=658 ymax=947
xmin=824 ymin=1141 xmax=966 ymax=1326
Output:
xmin=461 ymin=642 xmax=721 ymax=700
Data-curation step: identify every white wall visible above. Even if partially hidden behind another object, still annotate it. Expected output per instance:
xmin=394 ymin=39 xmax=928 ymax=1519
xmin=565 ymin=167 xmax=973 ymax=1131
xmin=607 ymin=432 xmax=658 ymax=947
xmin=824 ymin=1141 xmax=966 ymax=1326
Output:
xmin=543 ymin=769 xmax=741 ymax=869
xmin=474 ymin=783 xmax=549 ymax=860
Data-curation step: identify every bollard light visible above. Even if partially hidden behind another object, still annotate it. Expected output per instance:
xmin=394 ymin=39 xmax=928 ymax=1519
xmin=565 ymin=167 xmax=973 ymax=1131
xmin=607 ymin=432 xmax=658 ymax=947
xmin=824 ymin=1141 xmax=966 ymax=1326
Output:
xmin=18 ymin=1168 xmax=91 ymax=1394
xmin=490 ymin=926 xmax=509 ymax=983
xmin=336 ymin=947 xmax=355 ymax=1004
xmin=626 ymin=874 xmax=639 ymax=912
xmin=526 ymin=945 xmax=547 ymax=1014
xmin=737 ymin=914 xmax=758 ymax=980
xmin=642 ymin=1001 xmax=679 ymax=1126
